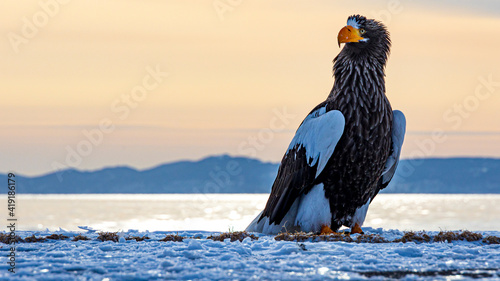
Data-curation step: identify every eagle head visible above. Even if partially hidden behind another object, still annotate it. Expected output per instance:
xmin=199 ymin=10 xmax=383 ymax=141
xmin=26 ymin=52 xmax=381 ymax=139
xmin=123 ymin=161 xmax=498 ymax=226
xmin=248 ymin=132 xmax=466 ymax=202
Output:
xmin=337 ymin=15 xmax=391 ymax=60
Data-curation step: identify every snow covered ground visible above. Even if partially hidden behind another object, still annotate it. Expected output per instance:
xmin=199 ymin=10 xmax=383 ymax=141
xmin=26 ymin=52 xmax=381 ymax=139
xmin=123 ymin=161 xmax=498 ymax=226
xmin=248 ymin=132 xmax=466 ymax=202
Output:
xmin=1 ymin=228 xmax=500 ymax=280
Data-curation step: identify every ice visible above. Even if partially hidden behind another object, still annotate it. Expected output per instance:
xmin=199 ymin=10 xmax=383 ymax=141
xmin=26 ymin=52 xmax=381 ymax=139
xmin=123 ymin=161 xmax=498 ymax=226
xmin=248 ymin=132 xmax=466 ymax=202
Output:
xmin=0 ymin=229 xmax=499 ymax=280
xmin=394 ymin=246 xmax=423 ymax=257
xmin=186 ymin=239 xmax=203 ymax=250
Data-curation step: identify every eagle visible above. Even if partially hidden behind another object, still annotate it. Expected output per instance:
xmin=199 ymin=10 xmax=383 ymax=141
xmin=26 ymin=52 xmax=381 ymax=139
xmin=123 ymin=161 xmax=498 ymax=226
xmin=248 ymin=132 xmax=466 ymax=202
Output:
xmin=246 ymin=15 xmax=406 ymax=235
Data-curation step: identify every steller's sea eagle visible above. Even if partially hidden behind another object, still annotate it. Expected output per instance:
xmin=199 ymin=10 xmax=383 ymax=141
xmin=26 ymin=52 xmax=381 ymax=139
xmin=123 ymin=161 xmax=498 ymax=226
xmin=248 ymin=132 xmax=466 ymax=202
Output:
xmin=246 ymin=15 xmax=406 ymax=235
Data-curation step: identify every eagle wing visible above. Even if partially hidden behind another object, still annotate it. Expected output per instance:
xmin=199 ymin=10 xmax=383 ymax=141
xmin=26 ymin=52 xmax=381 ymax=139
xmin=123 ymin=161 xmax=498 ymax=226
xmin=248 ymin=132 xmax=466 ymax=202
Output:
xmin=259 ymin=105 xmax=345 ymax=225
xmin=378 ymin=110 xmax=406 ymax=190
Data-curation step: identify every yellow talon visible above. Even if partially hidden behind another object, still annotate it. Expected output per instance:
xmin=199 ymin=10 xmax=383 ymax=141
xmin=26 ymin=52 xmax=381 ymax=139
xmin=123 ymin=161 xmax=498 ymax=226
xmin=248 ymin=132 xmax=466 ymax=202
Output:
xmin=320 ymin=225 xmax=335 ymax=235
xmin=351 ymin=223 xmax=364 ymax=234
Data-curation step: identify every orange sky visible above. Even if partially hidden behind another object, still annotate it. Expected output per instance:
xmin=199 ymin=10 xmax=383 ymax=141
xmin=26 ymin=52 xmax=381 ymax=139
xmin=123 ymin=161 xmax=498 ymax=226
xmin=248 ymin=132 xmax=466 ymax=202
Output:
xmin=1 ymin=1 xmax=500 ymax=175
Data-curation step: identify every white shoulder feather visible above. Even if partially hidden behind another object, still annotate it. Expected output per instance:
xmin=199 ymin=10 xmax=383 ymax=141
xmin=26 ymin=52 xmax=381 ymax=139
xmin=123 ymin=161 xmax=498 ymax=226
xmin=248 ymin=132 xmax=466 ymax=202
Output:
xmin=286 ymin=107 xmax=345 ymax=178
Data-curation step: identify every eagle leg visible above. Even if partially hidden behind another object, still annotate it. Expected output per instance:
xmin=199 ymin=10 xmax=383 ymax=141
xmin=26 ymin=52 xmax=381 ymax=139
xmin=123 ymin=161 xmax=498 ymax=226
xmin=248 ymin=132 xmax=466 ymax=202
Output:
xmin=320 ymin=225 xmax=336 ymax=235
xmin=350 ymin=223 xmax=364 ymax=234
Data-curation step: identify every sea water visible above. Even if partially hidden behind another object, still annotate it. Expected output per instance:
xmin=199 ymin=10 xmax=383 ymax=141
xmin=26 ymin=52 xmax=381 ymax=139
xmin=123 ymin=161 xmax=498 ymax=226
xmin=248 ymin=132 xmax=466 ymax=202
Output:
xmin=2 ymin=194 xmax=499 ymax=232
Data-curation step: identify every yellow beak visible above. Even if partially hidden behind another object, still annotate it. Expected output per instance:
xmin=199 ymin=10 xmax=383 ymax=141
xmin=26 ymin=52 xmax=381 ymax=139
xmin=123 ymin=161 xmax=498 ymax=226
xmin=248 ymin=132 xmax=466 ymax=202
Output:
xmin=337 ymin=26 xmax=365 ymax=47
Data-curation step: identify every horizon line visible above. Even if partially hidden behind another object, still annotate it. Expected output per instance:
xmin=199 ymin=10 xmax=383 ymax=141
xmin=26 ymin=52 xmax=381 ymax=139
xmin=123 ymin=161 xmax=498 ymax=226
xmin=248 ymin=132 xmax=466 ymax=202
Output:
xmin=4 ymin=154 xmax=500 ymax=178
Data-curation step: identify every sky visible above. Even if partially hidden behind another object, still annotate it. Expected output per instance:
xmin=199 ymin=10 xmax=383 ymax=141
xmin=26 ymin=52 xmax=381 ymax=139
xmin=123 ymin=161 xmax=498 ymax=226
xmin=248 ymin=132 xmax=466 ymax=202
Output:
xmin=2 ymin=0 xmax=500 ymax=176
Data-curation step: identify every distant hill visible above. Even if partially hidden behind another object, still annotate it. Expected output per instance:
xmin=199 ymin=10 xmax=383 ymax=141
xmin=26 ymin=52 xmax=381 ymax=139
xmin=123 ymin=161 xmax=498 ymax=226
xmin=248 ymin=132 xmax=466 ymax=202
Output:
xmin=382 ymin=158 xmax=500 ymax=194
xmin=3 ymin=156 xmax=500 ymax=194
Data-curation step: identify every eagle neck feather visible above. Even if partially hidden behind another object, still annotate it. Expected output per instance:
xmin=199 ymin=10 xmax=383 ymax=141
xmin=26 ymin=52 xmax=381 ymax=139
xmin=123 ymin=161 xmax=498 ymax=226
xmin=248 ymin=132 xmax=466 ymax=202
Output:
xmin=328 ymin=53 xmax=388 ymax=117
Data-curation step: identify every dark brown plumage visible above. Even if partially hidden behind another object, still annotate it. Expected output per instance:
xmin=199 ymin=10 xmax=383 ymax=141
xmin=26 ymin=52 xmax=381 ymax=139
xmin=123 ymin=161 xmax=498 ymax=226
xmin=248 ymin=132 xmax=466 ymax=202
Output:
xmin=246 ymin=15 xmax=405 ymax=234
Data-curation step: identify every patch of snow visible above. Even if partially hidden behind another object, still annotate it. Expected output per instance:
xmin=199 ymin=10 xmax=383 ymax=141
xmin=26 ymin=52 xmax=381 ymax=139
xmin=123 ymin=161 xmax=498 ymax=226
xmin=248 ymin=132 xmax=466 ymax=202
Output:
xmin=0 ymin=229 xmax=499 ymax=280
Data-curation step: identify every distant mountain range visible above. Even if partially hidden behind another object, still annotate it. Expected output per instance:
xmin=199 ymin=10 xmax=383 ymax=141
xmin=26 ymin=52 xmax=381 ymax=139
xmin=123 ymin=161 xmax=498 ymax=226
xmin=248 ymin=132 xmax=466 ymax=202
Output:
xmin=3 ymin=156 xmax=500 ymax=194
